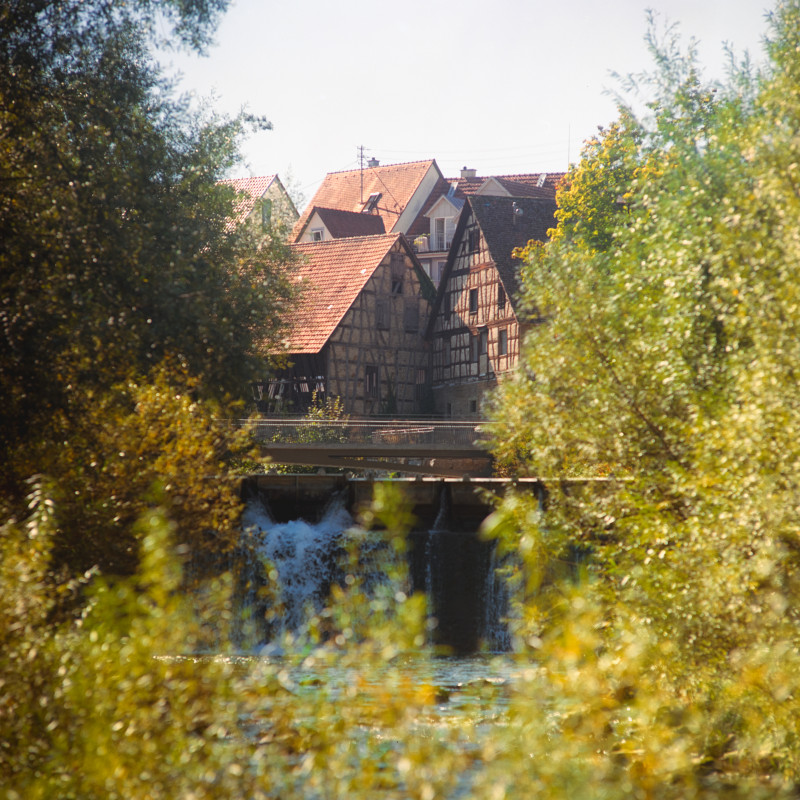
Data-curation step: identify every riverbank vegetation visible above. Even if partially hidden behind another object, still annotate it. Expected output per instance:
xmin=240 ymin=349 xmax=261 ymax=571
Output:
xmin=4 ymin=0 xmax=800 ymax=797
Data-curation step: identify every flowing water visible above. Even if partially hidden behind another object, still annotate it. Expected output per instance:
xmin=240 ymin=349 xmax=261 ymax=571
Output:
xmin=236 ymin=486 xmax=512 ymax=654
xmin=177 ymin=486 xmax=525 ymax=796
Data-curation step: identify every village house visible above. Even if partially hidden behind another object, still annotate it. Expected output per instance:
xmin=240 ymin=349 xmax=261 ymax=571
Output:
xmin=256 ymin=233 xmax=436 ymax=416
xmin=231 ymin=160 xmax=564 ymax=419
xmin=292 ymin=159 xmax=443 ymax=244
xmin=293 ymin=158 xmax=563 ymax=290
xmin=407 ymin=167 xmax=563 ymax=287
xmin=219 ymin=174 xmax=299 ymax=234
xmin=425 ymin=194 xmax=557 ymax=417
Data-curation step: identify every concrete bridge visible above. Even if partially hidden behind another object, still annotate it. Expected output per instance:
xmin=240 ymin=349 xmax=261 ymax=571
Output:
xmin=234 ymin=418 xmax=494 ymax=477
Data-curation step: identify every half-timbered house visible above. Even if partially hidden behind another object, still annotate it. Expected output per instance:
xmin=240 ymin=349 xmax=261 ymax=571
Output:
xmin=407 ymin=168 xmax=564 ymax=288
xmin=259 ymin=233 xmax=436 ymax=416
xmin=425 ymin=195 xmax=556 ymax=417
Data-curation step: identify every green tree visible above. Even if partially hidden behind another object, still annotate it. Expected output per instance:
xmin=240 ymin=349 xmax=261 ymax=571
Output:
xmin=0 ymin=0 xmax=297 ymax=575
xmin=487 ymin=2 xmax=800 ymax=789
xmin=0 ymin=0 xmax=296 ymax=506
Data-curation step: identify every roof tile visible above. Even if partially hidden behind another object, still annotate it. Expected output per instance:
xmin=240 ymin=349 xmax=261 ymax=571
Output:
xmin=219 ymin=175 xmax=276 ymax=231
xmin=293 ymin=160 xmax=436 ymax=241
xmin=280 ymin=233 xmax=402 ymax=354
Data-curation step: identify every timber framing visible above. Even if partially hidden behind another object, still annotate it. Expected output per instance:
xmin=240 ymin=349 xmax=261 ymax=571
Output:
xmin=425 ymin=195 xmax=556 ymax=417
xmin=262 ymin=234 xmax=436 ymax=416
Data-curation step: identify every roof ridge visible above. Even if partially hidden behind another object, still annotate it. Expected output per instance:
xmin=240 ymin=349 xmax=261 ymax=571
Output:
xmin=324 ymin=159 xmax=435 ymax=176
xmin=292 ymin=231 xmax=400 ymax=246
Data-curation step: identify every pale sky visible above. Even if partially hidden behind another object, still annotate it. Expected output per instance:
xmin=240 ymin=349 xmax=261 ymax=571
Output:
xmin=159 ymin=0 xmax=772 ymax=206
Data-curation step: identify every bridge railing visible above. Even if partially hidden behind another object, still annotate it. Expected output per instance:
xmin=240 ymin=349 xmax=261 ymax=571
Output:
xmin=230 ymin=418 xmax=488 ymax=448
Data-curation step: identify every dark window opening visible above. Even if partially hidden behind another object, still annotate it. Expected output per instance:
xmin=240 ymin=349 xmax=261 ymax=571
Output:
xmin=363 ymin=192 xmax=382 ymax=213
xmin=498 ymin=328 xmax=508 ymax=356
xmin=479 ymin=328 xmax=488 ymax=356
xmin=469 ymin=288 xmax=478 ymax=314
xmin=391 ymin=253 xmax=404 ymax=295
xmin=404 ymin=300 xmax=419 ymax=332
xmin=498 ymin=284 xmax=506 ymax=311
xmin=366 ymin=365 xmax=379 ymax=397
xmin=376 ymin=300 xmax=390 ymax=330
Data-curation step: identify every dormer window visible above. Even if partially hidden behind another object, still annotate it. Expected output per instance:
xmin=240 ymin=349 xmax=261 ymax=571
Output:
xmin=362 ymin=192 xmax=382 ymax=213
xmin=311 ymin=228 xmax=323 ymax=242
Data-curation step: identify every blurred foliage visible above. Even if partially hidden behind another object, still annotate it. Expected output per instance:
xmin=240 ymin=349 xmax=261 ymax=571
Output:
xmin=0 ymin=0 xmax=297 ymax=511
xmin=270 ymin=392 xmax=350 ymax=474
xmin=485 ymin=0 xmax=800 ymax=794
xmin=8 ymin=0 xmax=800 ymax=797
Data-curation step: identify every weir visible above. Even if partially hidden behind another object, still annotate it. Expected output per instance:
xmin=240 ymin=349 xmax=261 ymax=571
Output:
xmin=238 ymin=475 xmax=547 ymax=654
xmin=241 ymin=474 xmax=546 ymax=528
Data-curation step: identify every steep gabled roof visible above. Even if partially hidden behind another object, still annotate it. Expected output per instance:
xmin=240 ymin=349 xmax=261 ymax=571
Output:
xmin=425 ymin=195 xmax=556 ymax=339
xmin=477 ymin=176 xmax=556 ymax=199
xmin=279 ymin=233 xmax=404 ymax=354
xmin=406 ymin=171 xmax=564 ymax=239
xmin=470 ymin=195 xmax=556 ymax=298
xmin=293 ymin=160 xmax=439 ymax=240
xmin=219 ymin=175 xmax=276 ymax=231
xmin=405 ymin=175 xmax=460 ymax=238
xmin=299 ymin=206 xmax=386 ymax=239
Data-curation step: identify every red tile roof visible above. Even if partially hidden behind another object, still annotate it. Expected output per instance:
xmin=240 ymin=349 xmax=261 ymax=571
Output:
xmin=405 ymin=172 xmax=565 ymax=239
xmin=300 ymin=206 xmax=386 ymax=239
xmin=219 ymin=175 xmax=276 ymax=231
xmin=292 ymin=160 xmax=437 ymax=241
xmin=455 ymin=172 xmax=565 ymax=197
xmin=279 ymin=233 xmax=403 ymax=354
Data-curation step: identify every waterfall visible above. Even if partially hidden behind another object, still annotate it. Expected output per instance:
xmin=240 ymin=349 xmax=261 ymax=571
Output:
xmin=423 ymin=483 xmax=511 ymax=654
xmin=240 ymin=491 xmax=353 ymax=642
xmin=235 ymin=481 xmax=513 ymax=654
xmin=481 ymin=545 xmax=512 ymax=652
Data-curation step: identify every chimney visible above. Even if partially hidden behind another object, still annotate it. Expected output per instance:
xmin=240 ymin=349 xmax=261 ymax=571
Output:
xmin=367 ymin=157 xmax=380 ymax=167
xmin=460 ymin=166 xmax=477 ymax=179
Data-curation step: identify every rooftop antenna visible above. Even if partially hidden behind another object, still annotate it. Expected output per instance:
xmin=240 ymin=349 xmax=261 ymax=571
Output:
xmin=358 ymin=145 xmax=365 ymax=203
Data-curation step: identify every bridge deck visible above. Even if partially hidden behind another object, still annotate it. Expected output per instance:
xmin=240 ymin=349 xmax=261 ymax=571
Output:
xmin=233 ymin=419 xmax=494 ymax=477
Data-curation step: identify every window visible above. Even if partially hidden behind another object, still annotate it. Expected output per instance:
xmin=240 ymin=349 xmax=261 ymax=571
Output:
xmin=479 ymin=328 xmax=488 ymax=356
xmin=498 ymin=328 xmax=508 ymax=356
xmin=443 ymin=290 xmax=451 ymax=316
xmin=433 ymin=217 xmax=446 ymax=251
xmin=365 ymin=366 xmax=379 ymax=397
xmin=363 ymin=192 xmax=382 ymax=213
xmin=376 ymin=300 xmax=390 ymax=330
xmin=470 ymin=399 xmax=477 ymax=414
xmin=468 ymin=228 xmax=480 ymax=253
xmin=404 ymin=300 xmax=419 ymax=332
xmin=391 ymin=253 xmax=404 ymax=295
xmin=261 ymin=198 xmax=272 ymax=229
xmin=310 ymin=228 xmax=323 ymax=242
xmin=471 ymin=333 xmax=479 ymax=362
xmin=415 ymin=368 xmax=428 ymax=403
xmin=498 ymin=284 xmax=506 ymax=311
xmin=469 ymin=288 xmax=478 ymax=314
